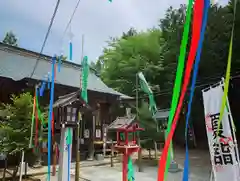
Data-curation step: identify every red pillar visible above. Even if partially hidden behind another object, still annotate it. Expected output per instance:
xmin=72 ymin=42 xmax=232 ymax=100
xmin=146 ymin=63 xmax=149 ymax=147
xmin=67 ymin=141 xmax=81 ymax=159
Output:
xmin=122 ymin=153 xmax=128 ymax=181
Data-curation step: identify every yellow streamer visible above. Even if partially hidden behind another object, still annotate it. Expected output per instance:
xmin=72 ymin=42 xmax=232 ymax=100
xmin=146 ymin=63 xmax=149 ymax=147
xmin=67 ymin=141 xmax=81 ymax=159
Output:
xmin=217 ymin=0 xmax=237 ymax=134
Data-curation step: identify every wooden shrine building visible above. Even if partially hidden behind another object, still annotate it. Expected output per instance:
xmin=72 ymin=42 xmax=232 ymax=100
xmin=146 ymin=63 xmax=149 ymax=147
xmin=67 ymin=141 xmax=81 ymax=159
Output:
xmin=0 ymin=42 xmax=132 ymax=163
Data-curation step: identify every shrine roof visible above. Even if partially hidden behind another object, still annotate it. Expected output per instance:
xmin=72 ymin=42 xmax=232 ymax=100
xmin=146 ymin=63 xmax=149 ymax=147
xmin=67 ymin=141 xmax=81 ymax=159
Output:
xmin=0 ymin=42 xmax=132 ymax=99
xmin=52 ymin=90 xmax=91 ymax=109
xmin=107 ymin=116 xmax=136 ymax=130
xmin=153 ymin=109 xmax=170 ymax=120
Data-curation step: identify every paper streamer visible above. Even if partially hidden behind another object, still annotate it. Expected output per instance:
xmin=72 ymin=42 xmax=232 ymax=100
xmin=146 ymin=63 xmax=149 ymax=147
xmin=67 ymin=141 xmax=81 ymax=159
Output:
xmin=52 ymin=111 xmax=54 ymax=137
xmin=81 ymin=56 xmax=89 ymax=103
xmin=182 ymin=0 xmax=210 ymax=180
xmin=158 ymin=0 xmax=204 ymax=180
xmin=157 ymin=0 xmax=194 ymax=179
xmin=217 ymin=0 xmax=237 ymax=134
xmin=40 ymin=81 xmax=46 ymax=97
xmin=47 ymin=57 xmax=56 ymax=181
xmin=36 ymin=89 xmax=45 ymax=127
xmin=128 ymin=157 xmax=134 ymax=181
xmin=67 ymin=128 xmax=72 ymax=181
xmin=69 ymin=42 xmax=73 ymax=61
xmin=29 ymin=94 xmax=36 ymax=148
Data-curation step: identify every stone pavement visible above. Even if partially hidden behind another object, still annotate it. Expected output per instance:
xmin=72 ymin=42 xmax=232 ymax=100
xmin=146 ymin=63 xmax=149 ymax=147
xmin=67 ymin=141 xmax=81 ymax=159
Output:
xmin=36 ymin=164 xmax=210 ymax=181
xmin=32 ymin=148 xmax=213 ymax=181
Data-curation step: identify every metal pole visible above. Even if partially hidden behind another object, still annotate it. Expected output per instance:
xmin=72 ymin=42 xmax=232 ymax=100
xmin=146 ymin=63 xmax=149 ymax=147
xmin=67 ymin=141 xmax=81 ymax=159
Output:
xmin=136 ymin=73 xmax=143 ymax=172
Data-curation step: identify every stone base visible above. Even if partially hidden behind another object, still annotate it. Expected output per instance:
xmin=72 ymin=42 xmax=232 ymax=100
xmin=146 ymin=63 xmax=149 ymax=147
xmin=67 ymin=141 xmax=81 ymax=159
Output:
xmin=95 ymin=154 xmax=104 ymax=161
xmin=87 ymin=156 xmax=94 ymax=161
xmin=168 ymin=161 xmax=181 ymax=173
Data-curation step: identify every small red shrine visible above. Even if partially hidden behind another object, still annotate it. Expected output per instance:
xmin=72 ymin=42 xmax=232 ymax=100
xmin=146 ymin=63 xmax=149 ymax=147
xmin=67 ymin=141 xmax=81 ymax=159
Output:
xmin=108 ymin=115 xmax=144 ymax=181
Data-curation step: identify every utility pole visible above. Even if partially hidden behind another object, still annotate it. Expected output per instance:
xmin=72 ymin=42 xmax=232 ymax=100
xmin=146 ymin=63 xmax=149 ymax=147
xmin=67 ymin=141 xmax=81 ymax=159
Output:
xmin=136 ymin=73 xmax=143 ymax=172
xmin=75 ymin=34 xmax=84 ymax=181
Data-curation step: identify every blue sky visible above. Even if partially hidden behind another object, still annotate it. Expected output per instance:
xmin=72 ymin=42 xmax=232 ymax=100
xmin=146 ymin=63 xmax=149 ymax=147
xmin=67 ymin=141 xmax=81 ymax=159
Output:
xmin=0 ymin=0 xmax=228 ymax=64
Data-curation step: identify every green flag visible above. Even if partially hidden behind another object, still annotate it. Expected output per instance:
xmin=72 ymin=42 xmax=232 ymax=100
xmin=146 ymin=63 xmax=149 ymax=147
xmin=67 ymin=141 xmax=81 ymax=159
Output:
xmin=138 ymin=72 xmax=157 ymax=114
xmin=81 ymin=56 xmax=89 ymax=103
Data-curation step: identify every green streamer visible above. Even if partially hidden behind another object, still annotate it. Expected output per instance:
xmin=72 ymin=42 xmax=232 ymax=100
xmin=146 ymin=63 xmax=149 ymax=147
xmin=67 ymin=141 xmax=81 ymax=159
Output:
xmin=217 ymin=0 xmax=237 ymax=135
xmin=35 ymin=92 xmax=46 ymax=127
xmin=138 ymin=72 xmax=157 ymax=114
xmin=164 ymin=0 xmax=193 ymax=180
xmin=67 ymin=128 xmax=72 ymax=145
xmin=29 ymin=95 xmax=36 ymax=148
xmin=81 ymin=56 xmax=89 ymax=103
xmin=128 ymin=157 xmax=134 ymax=181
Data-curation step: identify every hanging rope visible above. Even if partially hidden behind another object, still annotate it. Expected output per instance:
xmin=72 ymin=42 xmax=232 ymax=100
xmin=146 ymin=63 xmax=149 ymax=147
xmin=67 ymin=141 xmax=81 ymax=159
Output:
xmin=158 ymin=0 xmax=204 ymax=180
xmin=182 ymin=0 xmax=210 ymax=180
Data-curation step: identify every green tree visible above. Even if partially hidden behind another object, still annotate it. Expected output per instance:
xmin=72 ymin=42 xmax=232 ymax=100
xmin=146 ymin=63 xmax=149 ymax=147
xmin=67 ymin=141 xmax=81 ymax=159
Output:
xmin=0 ymin=93 xmax=39 ymax=179
xmin=0 ymin=93 xmax=33 ymax=154
xmin=122 ymin=27 xmax=137 ymax=39
xmin=2 ymin=31 xmax=18 ymax=47
xmin=99 ymin=28 xmax=163 ymax=96
xmin=56 ymin=55 xmax=67 ymax=61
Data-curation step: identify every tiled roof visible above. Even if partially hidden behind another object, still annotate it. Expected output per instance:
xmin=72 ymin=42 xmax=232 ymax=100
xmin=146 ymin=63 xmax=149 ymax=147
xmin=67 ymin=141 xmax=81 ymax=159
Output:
xmin=153 ymin=109 xmax=170 ymax=120
xmin=108 ymin=116 xmax=136 ymax=130
xmin=0 ymin=43 xmax=132 ymax=98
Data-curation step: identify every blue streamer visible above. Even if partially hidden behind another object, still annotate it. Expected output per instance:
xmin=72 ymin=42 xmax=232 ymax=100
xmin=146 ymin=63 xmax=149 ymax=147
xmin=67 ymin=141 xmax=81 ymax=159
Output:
xmin=48 ymin=73 xmax=51 ymax=89
xmin=58 ymin=55 xmax=62 ymax=72
xmin=69 ymin=42 xmax=73 ymax=61
xmin=47 ymin=56 xmax=56 ymax=181
xmin=182 ymin=1 xmax=210 ymax=180
xmin=40 ymin=81 xmax=46 ymax=97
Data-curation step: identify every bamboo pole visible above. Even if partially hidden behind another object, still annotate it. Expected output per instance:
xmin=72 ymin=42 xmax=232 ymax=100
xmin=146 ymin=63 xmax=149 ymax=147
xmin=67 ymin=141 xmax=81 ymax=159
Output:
xmin=75 ymin=34 xmax=84 ymax=181
xmin=136 ymin=73 xmax=143 ymax=172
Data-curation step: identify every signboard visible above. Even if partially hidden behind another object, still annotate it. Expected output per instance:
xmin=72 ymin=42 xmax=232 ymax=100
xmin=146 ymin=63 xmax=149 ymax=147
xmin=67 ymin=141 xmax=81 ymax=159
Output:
xmin=202 ymin=83 xmax=240 ymax=181
xmin=84 ymin=129 xmax=89 ymax=138
xmin=96 ymin=129 xmax=101 ymax=138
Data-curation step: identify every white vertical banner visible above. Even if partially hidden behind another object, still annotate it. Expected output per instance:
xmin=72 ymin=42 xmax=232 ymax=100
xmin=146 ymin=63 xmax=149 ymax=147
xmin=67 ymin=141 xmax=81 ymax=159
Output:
xmin=202 ymin=82 xmax=240 ymax=181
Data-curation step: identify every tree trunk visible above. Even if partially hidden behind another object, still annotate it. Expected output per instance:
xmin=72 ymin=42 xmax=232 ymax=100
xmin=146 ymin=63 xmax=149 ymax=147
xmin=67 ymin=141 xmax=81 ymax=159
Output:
xmin=148 ymin=149 xmax=151 ymax=159
xmin=2 ymin=158 xmax=7 ymax=181
xmin=154 ymin=141 xmax=157 ymax=159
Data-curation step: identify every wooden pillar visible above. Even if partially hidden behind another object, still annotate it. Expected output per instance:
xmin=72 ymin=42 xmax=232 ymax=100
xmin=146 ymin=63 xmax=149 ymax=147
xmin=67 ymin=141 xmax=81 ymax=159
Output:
xmin=110 ymin=140 xmax=114 ymax=167
xmin=52 ymin=140 xmax=57 ymax=176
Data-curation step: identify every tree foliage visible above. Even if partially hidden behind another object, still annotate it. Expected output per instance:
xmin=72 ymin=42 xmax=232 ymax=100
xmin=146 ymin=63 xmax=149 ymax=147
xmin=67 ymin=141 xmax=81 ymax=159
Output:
xmin=95 ymin=2 xmax=240 ymax=142
xmin=2 ymin=31 xmax=18 ymax=47
xmin=0 ymin=93 xmax=33 ymax=155
xmin=98 ymin=29 xmax=163 ymax=96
